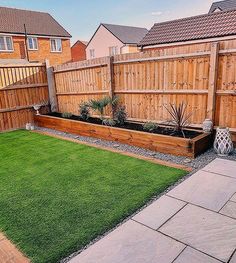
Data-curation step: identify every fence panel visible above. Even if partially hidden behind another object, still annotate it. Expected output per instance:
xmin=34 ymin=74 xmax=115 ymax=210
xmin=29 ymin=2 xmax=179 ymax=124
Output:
xmin=54 ymin=57 xmax=111 ymax=116
xmin=0 ymin=63 xmax=49 ymax=131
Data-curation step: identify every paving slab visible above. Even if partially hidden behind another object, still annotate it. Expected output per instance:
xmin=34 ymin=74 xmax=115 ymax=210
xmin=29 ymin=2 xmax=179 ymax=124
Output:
xmin=159 ymin=204 xmax=236 ymax=262
xmin=230 ymin=251 xmax=236 ymax=263
xmin=220 ymin=201 xmax=236 ymax=219
xmin=173 ymin=247 xmax=221 ymax=263
xmin=202 ymin=158 xmax=236 ymax=179
xmin=231 ymin=193 xmax=236 ymax=202
xmin=69 ymin=220 xmax=185 ymax=263
xmin=132 ymin=195 xmax=186 ymax=230
xmin=167 ymin=170 xmax=236 ymax=211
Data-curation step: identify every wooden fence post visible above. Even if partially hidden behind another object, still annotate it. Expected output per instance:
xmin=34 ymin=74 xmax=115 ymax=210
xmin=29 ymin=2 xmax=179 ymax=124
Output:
xmin=45 ymin=59 xmax=58 ymax=112
xmin=107 ymin=56 xmax=115 ymax=117
xmin=207 ymin=42 xmax=219 ymax=124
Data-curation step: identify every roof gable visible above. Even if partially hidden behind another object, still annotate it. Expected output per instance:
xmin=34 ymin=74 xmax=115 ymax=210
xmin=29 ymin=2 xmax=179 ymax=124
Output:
xmin=209 ymin=0 xmax=236 ymax=13
xmin=72 ymin=40 xmax=88 ymax=48
xmin=87 ymin=23 xmax=148 ymax=46
xmin=102 ymin=23 xmax=148 ymax=44
xmin=139 ymin=9 xmax=236 ymax=47
xmin=0 ymin=6 xmax=71 ymax=38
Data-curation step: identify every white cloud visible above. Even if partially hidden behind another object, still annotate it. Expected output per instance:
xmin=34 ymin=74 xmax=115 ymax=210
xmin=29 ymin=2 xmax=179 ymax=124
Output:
xmin=151 ymin=11 xmax=163 ymax=16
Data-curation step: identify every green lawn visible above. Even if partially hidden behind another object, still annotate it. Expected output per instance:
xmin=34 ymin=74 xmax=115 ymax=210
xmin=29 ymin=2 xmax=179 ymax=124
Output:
xmin=0 ymin=130 xmax=186 ymax=263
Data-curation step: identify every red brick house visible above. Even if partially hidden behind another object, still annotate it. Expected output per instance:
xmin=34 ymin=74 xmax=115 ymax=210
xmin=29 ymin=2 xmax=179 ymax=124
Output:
xmin=0 ymin=6 xmax=72 ymax=65
xmin=71 ymin=40 xmax=87 ymax=61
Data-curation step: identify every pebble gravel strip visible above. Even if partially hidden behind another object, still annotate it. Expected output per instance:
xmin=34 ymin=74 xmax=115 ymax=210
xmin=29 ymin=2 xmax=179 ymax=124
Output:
xmin=36 ymin=126 xmax=236 ymax=171
xmin=34 ymin=127 xmax=236 ymax=263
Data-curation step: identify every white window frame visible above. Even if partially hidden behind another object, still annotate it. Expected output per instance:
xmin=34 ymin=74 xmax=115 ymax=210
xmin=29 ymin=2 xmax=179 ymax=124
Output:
xmin=90 ymin=49 xmax=95 ymax=59
xmin=27 ymin=37 xmax=38 ymax=50
xmin=0 ymin=36 xmax=14 ymax=52
xmin=50 ymin=38 xmax=62 ymax=53
xmin=109 ymin=46 xmax=118 ymax=56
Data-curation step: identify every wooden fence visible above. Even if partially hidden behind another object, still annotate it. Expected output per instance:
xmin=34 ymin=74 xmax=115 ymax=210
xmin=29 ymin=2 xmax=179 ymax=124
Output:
xmin=1 ymin=40 xmax=236 ymax=138
xmin=53 ymin=41 xmax=236 ymax=136
xmin=0 ymin=63 xmax=49 ymax=131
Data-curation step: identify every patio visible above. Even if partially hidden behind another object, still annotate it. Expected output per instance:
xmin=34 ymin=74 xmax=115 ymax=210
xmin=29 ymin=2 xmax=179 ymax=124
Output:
xmin=70 ymin=158 xmax=236 ymax=263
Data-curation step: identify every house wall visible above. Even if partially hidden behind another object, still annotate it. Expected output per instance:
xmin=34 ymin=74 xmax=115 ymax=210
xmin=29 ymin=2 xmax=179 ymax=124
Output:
xmin=71 ymin=41 xmax=87 ymax=61
xmin=86 ymin=25 xmax=124 ymax=59
xmin=0 ymin=35 xmax=71 ymax=65
xmin=121 ymin=45 xmax=139 ymax=54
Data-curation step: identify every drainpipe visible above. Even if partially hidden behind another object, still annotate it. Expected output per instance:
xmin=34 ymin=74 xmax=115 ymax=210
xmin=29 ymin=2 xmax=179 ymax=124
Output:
xmin=24 ymin=24 xmax=29 ymax=62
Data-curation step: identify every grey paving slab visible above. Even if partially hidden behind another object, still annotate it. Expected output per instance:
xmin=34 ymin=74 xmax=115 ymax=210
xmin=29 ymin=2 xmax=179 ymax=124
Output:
xmin=202 ymin=158 xmax=236 ymax=179
xmin=69 ymin=220 xmax=185 ymax=263
xmin=167 ymin=170 xmax=236 ymax=211
xmin=231 ymin=193 xmax=236 ymax=202
xmin=173 ymin=247 xmax=221 ymax=263
xmin=159 ymin=204 xmax=236 ymax=262
xmin=220 ymin=201 xmax=236 ymax=219
xmin=132 ymin=195 xmax=186 ymax=230
xmin=230 ymin=251 xmax=236 ymax=263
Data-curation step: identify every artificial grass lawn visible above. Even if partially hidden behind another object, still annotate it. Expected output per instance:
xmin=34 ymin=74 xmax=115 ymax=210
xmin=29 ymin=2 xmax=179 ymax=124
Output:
xmin=0 ymin=130 xmax=187 ymax=263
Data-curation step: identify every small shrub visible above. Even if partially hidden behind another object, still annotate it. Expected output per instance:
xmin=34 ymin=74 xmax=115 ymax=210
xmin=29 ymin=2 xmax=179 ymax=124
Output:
xmin=102 ymin=118 xmax=116 ymax=126
xmin=89 ymin=97 xmax=111 ymax=120
xmin=79 ymin=102 xmax=90 ymax=120
xmin=143 ymin=122 xmax=158 ymax=132
xmin=114 ymin=106 xmax=127 ymax=126
xmin=62 ymin=112 xmax=73 ymax=119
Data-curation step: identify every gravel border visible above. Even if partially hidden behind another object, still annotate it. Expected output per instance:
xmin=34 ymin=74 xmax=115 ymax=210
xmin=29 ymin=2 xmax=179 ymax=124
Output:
xmin=36 ymin=127 xmax=236 ymax=171
xmin=34 ymin=127 xmax=236 ymax=263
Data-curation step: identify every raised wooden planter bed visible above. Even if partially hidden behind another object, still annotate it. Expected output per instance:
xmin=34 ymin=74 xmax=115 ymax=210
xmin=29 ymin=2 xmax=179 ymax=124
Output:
xmin=34 ymin=115 xmax=212 ymax=158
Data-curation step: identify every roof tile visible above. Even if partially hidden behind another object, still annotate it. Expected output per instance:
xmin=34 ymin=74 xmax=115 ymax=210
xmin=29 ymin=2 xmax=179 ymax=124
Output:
xmin=139 ymin=9 xmax=236 ymax=47
xmin=0 ymin=6 xmax=71 ymax=38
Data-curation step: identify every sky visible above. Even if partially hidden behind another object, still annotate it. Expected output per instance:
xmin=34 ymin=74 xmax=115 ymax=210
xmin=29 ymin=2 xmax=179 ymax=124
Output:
xmin=0 ymin=0 xmax=215 ymax=44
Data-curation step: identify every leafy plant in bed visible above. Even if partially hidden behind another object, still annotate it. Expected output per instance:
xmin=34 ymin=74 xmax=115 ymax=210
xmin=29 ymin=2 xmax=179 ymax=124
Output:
xmin=36 ymin=98 xmax=212 ymax=157
xmin=53 ymin=99 xmax=199 ymax=139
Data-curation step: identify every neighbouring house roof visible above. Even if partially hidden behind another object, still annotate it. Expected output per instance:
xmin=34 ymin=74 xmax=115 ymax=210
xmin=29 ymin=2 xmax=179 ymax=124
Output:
xmin=72 ymin=40 xmax=88 ymax=48
xmin=139 ymin=9 xmax=236 ymax=47
xmin=0 ymin=6 xmax=71 ymax=38
xmin=95 ymin=23 xmax=148 ymax=45
xmin=102 ymin=23 xmax=148 ymax=44
xmin=209 ymin=0 xmax=236 ymax=13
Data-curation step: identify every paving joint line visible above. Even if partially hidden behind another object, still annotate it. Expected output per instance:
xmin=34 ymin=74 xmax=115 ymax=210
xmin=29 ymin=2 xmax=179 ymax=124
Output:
xmin=218 ymin=191 xmax=236 ymax=213
xmin=201 ymin=169 xmax=236 ymax=180
xmin=165 ymin=194 xmax=236 ymax=221
xmin=170 ymin=245 xmax=187 ymax=263
xmin=157 ymin=230 xmax=225 ymax=263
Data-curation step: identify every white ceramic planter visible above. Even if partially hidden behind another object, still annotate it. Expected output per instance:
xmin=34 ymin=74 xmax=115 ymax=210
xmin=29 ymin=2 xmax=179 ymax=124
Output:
xmin=26 ymin=123 xmax=31 ymax=130
xmin=202 ymin=119 xmax=213 ymax=133
xmin=214 ymin=127 xmax=234 ymax=156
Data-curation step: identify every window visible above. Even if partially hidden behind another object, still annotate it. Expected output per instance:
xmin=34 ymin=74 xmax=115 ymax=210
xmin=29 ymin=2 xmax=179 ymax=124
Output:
xmin=27 ymin=37 xmax=38 ymax=50
xmin=0 ymin=36 xmax=13 ymax=51
xmin=90 ymin=49 xmax=95 ymax=59
xmin=109 ymin=46 xmax=118 ymax=56
xmin=50 ymin=38 xmax=62 ymax=52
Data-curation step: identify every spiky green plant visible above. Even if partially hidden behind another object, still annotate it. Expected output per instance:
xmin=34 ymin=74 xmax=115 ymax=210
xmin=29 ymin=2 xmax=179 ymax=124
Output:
xmin=102 ymin=118 xmax=116 ymax=127
xmin=62 ymin=112 xmax=73 ymax=119
xmin=114 ymin=106 xmax=127 ymax=126
xmin=89 ymin=96 xmax=119 ymax=120
xmin=79 ymin=102 xmax=90 ymax=120
xmin=163 ymin=102 xmax=194 ymax=137
xmin=143 ymin=122 xmax=158 ymax=132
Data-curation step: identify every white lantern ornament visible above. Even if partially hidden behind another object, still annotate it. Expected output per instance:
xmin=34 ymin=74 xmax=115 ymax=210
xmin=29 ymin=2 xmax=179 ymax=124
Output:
xmin=214 ymin=127 xmax=234 ymax=156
